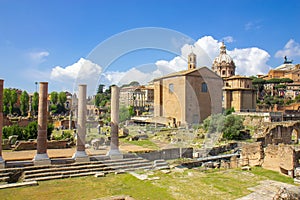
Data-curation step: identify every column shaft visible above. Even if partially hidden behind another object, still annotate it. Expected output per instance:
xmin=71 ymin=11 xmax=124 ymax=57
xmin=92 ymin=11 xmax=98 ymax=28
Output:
xmin=77 ymin=85 xmax=87 ymax=151
xmin=72 ymin=85 xmax=89 ymax=162
xmin=107 ymin=86 xmax=123 ymax=159
xmin=33 ymin=82 xmax=50 ymax=165
xmin=0 ymin=80 xmax=5 ymax=167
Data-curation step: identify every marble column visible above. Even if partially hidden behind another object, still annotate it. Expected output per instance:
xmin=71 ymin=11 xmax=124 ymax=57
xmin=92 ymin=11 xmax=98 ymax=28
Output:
xmin=0 ymin=80 xmax=5 ymax=168
xmin=72 ymin=84 xmax=89 ymax=162
xmin=107 ymin=86 xmax=123 ymax=159
xmin=33 ymin=82 xmax=51 ymax=165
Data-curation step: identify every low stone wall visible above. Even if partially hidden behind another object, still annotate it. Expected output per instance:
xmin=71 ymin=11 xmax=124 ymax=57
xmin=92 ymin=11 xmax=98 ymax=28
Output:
xmin=13 ymin=140 xmax=69 ymax=151
xmin=208 ymin=142 xmax=238 ymax=156
xmin=240 ymin=142 xmax=264 ymax=166
xmin=136 ymin=148 xmax=193 ymax=161
xmin=241 ymin=142 xmax=299 ymax=177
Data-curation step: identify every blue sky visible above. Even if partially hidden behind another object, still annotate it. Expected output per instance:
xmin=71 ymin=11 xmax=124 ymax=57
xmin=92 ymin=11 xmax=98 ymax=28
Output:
xmin=1 ymin=0 xmax=300 ymax=94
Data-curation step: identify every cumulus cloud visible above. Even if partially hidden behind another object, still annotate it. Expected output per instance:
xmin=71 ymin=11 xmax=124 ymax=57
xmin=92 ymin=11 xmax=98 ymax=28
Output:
xmin=275 ymin=39 xmax=300 ymax=59
xmin=222 ymin=36 xmax=234 ymax=43
xmin=28 ymin=51 xmax=49 ymax=64
xmin=50 ymin=58 xmax=102 ymax=94
xmin=154 ymin=35 xmax=271 ymax=76
xmin=49 ymin=35 xmax=272 ymax=94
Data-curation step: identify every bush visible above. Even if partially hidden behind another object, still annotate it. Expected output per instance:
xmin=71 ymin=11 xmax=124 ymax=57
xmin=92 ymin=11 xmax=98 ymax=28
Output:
xmin=2 ymin=121 xmax=55 ymax=141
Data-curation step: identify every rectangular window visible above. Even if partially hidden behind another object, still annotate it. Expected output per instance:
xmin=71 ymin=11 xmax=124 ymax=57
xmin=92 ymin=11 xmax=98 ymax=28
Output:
xmin=201 ymin=82 xmax=208 ymax=93
xmin=169 ymin=83 xmax=174 ymax=93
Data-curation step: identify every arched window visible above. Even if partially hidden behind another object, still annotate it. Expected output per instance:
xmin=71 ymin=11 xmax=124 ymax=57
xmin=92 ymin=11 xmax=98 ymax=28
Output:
xmin=201 ymin=82 xmax=208 ymax=93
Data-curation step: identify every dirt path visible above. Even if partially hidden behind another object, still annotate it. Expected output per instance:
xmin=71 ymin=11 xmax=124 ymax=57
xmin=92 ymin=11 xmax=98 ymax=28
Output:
xmin=2 ymin=143 xmax=153 ymax=161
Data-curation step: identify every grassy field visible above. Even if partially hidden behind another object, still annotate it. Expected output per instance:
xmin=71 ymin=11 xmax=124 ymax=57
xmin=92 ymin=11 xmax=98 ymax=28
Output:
xmin=0 ymin=167 xmax=295 ymax=200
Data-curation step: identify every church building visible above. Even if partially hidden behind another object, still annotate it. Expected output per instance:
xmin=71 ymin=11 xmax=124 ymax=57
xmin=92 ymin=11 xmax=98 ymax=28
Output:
xmin=153 ymin=51 xmax=223 ymax=126
xmin=212 ymin=42 xmax=256 ymax=112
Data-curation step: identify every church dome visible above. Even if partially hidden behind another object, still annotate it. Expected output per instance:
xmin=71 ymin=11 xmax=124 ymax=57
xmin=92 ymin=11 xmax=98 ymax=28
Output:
xmin=213 ymin=42 xmax=234 ymax=66
xmin=212 ymin=42 xmax=236 ymax=78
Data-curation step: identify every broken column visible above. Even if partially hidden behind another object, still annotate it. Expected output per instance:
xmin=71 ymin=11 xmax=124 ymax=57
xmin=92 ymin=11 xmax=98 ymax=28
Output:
xmin=107 ymin=85 xmax=123 ymax=159
xmin=72 ymin=84 xmax=89 ymax=162
xmin=33 ymin=82 xmax=51 ymax=165
xmin=0 ymin=80 xmax=5 ymax=168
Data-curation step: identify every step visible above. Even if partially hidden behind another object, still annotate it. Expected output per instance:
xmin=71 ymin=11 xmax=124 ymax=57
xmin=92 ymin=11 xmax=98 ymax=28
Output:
xmin=24 ymin=166 xmax=114 ymax=179
xmin=24 ymin=158 xmax=150 ymax=175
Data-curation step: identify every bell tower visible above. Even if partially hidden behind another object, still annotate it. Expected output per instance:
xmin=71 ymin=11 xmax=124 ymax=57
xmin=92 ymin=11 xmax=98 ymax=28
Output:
xmin=188 ymin=51 xmax=197 ymax=70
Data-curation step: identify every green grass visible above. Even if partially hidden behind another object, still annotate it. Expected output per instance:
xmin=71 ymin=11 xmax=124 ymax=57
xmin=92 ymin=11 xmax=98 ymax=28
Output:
xmin=0 ymin=167 xmax=295 ymax=200
xmin=0 ymin=174 xmax=174 ymax=200
xmin=121 ymin=139 xmax=159 ymax=150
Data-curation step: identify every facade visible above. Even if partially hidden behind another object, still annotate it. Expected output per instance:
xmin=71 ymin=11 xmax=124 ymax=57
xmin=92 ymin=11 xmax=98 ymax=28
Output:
xmin=153 ymin=53 xmax=223 ymax=126
xmin=223 ymin=76 xmax=257 ymax=112
xmin=212 ymin=42 xmax=236 ymax=78
xmin=119 ymin=85 xmax=154 ymax=115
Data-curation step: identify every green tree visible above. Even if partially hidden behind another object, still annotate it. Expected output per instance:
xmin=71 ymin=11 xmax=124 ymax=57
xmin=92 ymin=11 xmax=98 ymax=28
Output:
xmin=223 ymin=115 xmax=244 ymax=140
xmin=58 ymin=92 xmax=67 ymax=105
xmin=119 ymin=105 xmax=133 ymax=122
xmin=3 ymin=88 xmax=10 ymax=115
xmin=50 ymin=91 xmax=58 ymax=105
xmin=9 ymin=89 xmax=18 ymax=115
xmin=203 ymin=114 xmax=225 ymax=133
xmin=32 ymin=92 xmax=39 ymax=115
xmin=97 ymin=84 xmax=105 ymax=94
xmin=20 ymin=91 xmax=29 ymax=116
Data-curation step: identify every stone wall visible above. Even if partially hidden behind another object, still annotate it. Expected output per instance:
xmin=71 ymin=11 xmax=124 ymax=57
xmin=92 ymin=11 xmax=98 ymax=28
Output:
xmin=241 ymin=142 xmax=299 ymax=177
xmin=240 ymin=142 xmax=264 ymax=166
xmin=14 ymin=140 xmax=69 ymax=151
xmin=137 ymin=147 xmax=193 ymax=161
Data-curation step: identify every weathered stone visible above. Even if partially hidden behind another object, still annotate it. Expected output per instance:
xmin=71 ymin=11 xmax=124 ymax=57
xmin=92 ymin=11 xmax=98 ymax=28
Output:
xmin=33 ymin=82 xmax=50 ymax=165
xmin=94 ymin=172 xmax=105 ymax=177
xmin=8 ymin=135 xmax=18 ymax=145
xmin=240 ymin=142 xmax=263 ymax=166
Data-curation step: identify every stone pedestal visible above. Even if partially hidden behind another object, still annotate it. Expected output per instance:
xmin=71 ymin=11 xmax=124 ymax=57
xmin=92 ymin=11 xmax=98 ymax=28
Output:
xmin=0 ymin=80 xmax=5 ymax=168
xmin=73 ymin=85 xmax=89 ymax=162
xmin=107 ymin=86 xmax=123 ymax=159
xmin=33 ymin=82 xmax=51 ymax=166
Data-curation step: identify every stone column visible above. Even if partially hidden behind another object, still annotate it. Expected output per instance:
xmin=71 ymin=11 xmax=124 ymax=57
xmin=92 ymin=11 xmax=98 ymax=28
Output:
xmin=107 ymin=86 xmax=123 ymax=159
xmin=0 ymin=80 xmax=5 ymax=168
xmin=33 ymin=82 xmax=51 ymax=165
xmin=72 ymin=84 xmax=89 ymax=162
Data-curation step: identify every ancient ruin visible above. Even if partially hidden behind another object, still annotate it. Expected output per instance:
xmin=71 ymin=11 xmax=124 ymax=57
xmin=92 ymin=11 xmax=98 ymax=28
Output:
xmin=107 ymin=85 xmax=123 ymax=159
xmin=72 ymin=84 xmax=89 ymax=162
xmin=0 ymin=79 xmax=5 ymax=168
xmin=33 ymin=82 xmax=51 ymax=165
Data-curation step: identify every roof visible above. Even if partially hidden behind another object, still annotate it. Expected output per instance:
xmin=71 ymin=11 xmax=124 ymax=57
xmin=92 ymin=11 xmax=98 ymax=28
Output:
xmin=224 ymin=75 xmax=252 ymax=80
xmin=152 ymin=66 xmax=220 ymax=81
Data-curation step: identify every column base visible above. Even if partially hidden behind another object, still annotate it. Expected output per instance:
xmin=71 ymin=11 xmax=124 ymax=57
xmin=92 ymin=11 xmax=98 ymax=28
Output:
xmin=0 ymin=157 xmax=5 ymax=168
xmin=107 ymin=149 xmax=123 ymax=160
xmin=33 ymin=153 xmax=51 ymax=166
xmin=72 ymin=150 xmax=89 ymax=162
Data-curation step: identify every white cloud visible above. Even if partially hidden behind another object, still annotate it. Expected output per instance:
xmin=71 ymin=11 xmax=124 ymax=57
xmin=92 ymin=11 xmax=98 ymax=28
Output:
xmin=245 ymin=21 xmax=262 ymax=31
xmin=50 ymin=58 xmax=102 ymax=94
xmin=230 ymin=47 xmax=271 ymax=75
xmin=153 ymin=35 xmax=271 ymax=76
xmin=28 ymin=51 xmax=49 ymax=64
xmin=48 ymin=35 xmax=272 ymax=94
xmin=275 ymin=39 xmax=300 ymax=59
xmin=222 ymin=36 xmax=234 ymax=43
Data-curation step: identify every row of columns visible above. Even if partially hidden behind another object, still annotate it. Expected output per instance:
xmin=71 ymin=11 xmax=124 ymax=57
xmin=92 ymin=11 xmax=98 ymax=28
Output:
xmin=0 ymin=80 xmax=122 ymax=167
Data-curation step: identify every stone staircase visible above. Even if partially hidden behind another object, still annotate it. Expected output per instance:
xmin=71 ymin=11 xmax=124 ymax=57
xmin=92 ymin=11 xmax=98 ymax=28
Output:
xmin=0 ymin=157 xmax=169 ymax=183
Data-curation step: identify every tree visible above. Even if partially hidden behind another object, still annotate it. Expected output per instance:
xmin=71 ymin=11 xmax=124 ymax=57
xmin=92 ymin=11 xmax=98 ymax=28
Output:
xmin=9 ymin=89 xmax=17 ymax=115
xmin=119 ymin=105 xmax=133 ymax=122
xmin=20 ymin=91 xmax=29 ymax=116
xmin=97 ymin=84 xmax=105 ymax=94
xmin=58 ymin=92 xmax=67 ymax=105
xmin=222 ymin=115 xmax=244 ymax=140
xmin=50 ymin=91 xmax=58 ymax=105
xmin=203 ymin=114 xmax=225 ymax=133
xmin=32 ymin=92 xmax=39 ymax=115
xmin=3 ymin=88 xmax=10 ymax=115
